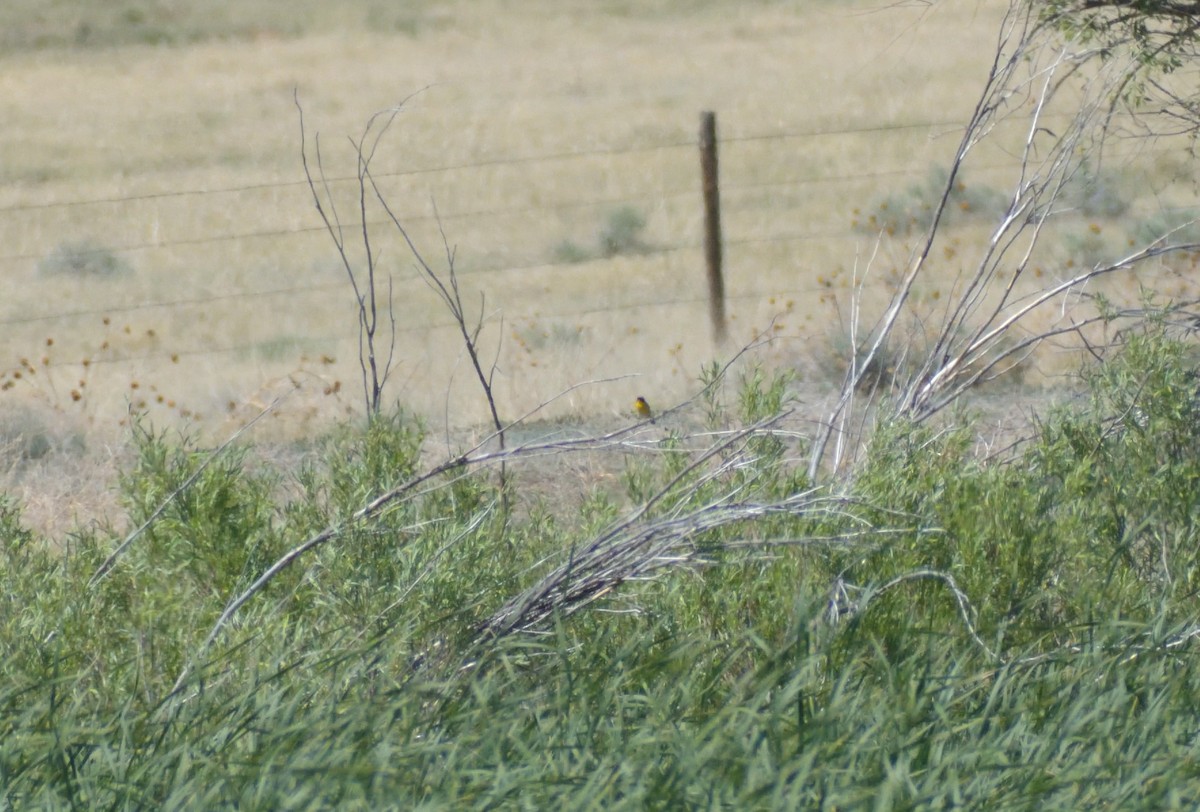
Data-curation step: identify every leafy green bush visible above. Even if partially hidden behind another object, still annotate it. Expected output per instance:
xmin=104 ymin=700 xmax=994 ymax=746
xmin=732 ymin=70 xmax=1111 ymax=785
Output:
xmin=599 ymin=205 xmax=648 ymax=257
xmin=5 ymin=342 xmax=1200 ymax=806
xmin=38 ymin=238 xmax=132 ymax=277
xmin=551 ymin=238 xmax=593 ymax=264
xmin=553 ymin=205 xmax=649 ymax=263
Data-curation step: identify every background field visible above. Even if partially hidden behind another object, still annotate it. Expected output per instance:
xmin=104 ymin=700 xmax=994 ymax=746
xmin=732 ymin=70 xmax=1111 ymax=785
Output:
xmin=2 ymin=0 xmax=1198 ymax=531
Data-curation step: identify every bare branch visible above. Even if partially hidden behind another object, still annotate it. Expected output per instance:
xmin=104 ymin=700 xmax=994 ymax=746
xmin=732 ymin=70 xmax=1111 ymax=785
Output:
xmin=296 ymin=92 xmax=424 ymax=417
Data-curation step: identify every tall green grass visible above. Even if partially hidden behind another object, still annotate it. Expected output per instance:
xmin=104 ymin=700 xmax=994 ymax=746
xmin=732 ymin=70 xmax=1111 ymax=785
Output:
xmin=3 ymin=329 xmax=1200 ymax=808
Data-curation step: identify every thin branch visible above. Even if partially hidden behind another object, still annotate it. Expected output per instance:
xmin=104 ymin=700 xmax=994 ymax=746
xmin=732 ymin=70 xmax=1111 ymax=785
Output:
xmin=871 ymin=569 xmax=999 ymax=661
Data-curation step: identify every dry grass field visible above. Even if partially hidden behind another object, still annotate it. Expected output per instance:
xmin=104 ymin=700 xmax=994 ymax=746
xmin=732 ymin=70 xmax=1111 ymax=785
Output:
xmin=2 ymin=0 xmax=1198 ymax=532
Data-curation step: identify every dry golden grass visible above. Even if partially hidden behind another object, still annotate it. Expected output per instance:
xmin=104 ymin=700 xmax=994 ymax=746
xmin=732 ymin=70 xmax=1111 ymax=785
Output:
xmin=0 ymin=0 xmax=1196 ymax=461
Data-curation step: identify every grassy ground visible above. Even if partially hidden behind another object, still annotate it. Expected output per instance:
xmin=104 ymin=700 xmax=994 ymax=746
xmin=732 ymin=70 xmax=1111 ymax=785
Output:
xmin=6 ymin=0 xmax=1186 ymax=450
xmin=0 ymin=0 xmax=1001 ymax=533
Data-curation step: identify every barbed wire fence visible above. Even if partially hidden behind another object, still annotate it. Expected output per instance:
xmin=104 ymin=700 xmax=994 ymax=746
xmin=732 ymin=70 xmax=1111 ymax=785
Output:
xmin=0 ymin=110 xmax=1191 ymax=405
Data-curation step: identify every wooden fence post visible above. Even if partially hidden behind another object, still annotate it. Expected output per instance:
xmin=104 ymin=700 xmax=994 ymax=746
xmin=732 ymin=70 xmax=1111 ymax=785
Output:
xmin=699 ymin=111 xmax=727 ymax=344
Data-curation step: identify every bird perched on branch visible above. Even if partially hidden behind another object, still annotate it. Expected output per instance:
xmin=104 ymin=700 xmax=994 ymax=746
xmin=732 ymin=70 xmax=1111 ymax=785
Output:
xmin=633 ymin=396 xmax=654 ymax=423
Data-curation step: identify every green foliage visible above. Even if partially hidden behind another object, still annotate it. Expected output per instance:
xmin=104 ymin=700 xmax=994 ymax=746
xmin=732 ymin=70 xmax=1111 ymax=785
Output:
xmin=288 ymin=408 xmax=519 ymax=644
xmin=1042 ymin=0 xmax=1200 ymax=70
xmin=553 ymin=205 xmax=649 ymax=263
xmin=843 ymin=326 xmax=1200 ymax=649
xmin=551 ymin=238 xmax=592 ymax=264
xmin=737 ymin=364 xmax=789 ymax=423
xmin=119 ymin=421 xmax=281 ymax=596
xmin=1046 ymin=330 xmax=1200 ymax=601
xmin=697 ymin=360 xmax=726 ymax=430
xmin=598 ymin=205 xmax=648 ymax=257
xmin=38 ymin=239 xmax=132 ymax=278
xmin=7 ymin=338 xmax=1200 ymax=805
xmin=320 ymin=408 xmax=424 ymax=517
xmin=1041 ymin=0 xmax=1200 ymax=125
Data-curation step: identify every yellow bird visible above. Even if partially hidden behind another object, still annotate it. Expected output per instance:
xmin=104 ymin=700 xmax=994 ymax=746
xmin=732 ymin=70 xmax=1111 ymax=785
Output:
xmin=633 ymin=396 xmax=654 ymax=423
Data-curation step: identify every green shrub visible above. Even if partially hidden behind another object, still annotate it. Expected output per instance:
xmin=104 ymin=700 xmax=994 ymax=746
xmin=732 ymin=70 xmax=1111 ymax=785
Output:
xmin=38 ymin=238 xmax=132 ymax=277
xmin=599 ymin=205 xmax=648 ymax=257
xmin=319 ymin=408 xmax=424 ymax=517
xmin=551 ymin=238 xmax=592 ymax=264
xmin=841 ymin=325 xmax=1200 ymax=650
xmin=552 ymin=205 xmax=649 ymax=263
xmin=6 ymin=335 xmax=1200 ymax=806
xmin=119 ymin=421 xmax=282 ymax=596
